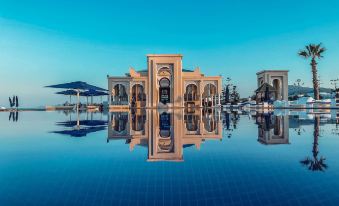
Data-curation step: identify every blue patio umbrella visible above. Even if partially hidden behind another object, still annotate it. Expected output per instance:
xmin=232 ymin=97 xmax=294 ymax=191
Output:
xmin=46 ymin=81 xmax=108 ymax=116
xmin=81 ymin=89 xmax=109 ymax=104
xmin=56 ymin=120 xmax=108 ymax=127
xmin=56 ymin=90 xmax=78 ymax=103
xmin=50 ymin=126 xmax=106 ymax=137
xmin=56 ymin=90 xmax=78 ymax=95
xmin=46 ymin=81 xmax=107 ymax=91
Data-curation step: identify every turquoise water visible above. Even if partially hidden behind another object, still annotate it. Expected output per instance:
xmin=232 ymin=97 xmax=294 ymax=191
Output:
xmin=1 ymin=109 xmax=339 ymax=206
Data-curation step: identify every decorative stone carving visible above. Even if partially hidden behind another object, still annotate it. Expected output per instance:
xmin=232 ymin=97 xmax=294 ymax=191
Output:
xmin=184 ymin=81 xmax=199 ymax=88
xmin=156 ymin=64 xmax=173 ymax=71
xmin=201 ymin=81 xmax=218 ymax=90
xmin=130 ymin=81 xmax=144 ymax=88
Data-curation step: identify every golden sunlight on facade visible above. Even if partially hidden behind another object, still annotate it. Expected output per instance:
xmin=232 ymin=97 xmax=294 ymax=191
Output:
xmin=107 ymin=54 xmax=222 ymax=109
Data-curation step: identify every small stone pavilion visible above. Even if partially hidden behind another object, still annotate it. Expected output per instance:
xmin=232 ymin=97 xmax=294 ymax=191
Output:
xmin=107 ymin=54 xmax=222 ymax=109
xmin=256 ymin=70 xmax=289 ymax=102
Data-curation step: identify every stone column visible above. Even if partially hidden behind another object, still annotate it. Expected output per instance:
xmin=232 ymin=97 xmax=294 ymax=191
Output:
xmin=111 ymin=84 xmax=115 ymax=104
xmin=129 ymin=83 xmax=132 ymax=106
xmin=199 ymin=81 xmax=203 ymax=107
xmin=218 ymin=109 xmax=221 ymax=121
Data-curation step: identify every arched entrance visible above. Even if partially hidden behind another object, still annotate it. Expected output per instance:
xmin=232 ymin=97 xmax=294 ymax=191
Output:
xmin=159 ymin=78 xmax=171 ymax=105
xmin=131 ymin=84 xmax=146 ymax=107
xmin=185 ymin=84 xmax=198 ymax=107
xmin=272 ymin=79 xmax=281 ymax=100
xmin=112 ymin=84 xmax=128 ymax=105
xmin=202 ymin=84 xmax=217 ymax=107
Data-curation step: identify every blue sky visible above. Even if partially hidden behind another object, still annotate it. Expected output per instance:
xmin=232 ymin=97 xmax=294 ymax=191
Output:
xmin=1 ymin=0 xmax=339 ymax=106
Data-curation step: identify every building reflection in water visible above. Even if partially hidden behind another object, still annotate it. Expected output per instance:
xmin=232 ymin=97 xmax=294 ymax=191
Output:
xmin=108 ymin=109 xmax=222 ymax=161
xmin=255 ymin=112 xmax=289 ymax=145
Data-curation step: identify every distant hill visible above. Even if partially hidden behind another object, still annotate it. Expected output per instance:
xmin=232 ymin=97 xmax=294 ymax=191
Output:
xmin=288 ymin=85 xmax=333 ymax=96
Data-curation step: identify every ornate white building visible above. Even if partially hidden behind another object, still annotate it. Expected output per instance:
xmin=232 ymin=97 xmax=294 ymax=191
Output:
xmin=107 ymin=54 xmax=222 ymax=109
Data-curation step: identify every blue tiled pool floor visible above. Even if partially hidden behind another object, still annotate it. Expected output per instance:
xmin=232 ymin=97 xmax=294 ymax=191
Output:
xmin=1 ymin=110 xmax=339 ymax=205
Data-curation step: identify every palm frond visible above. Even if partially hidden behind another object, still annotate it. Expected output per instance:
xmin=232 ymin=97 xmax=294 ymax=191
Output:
xmin=306 ymin=45 xmax=312 ymax=56
xmin=317 ymin=47 xmax=326 ymax=58
xmin=298 ymin=50 xmax=309 ymax=58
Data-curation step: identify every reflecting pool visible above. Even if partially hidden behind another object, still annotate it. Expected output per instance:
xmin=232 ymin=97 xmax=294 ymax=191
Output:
xmin=1 ymin=109 xmax=339 ymax=205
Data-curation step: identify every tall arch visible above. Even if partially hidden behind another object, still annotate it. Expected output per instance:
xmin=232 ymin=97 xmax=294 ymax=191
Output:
xmin=131 ymin=84 xmax=146 ymax=107
xmin=112 ymin=84 xmax=128 ymax=105
xmin=159 ymin=77 xmax=171 ymax=104
xmin=185 ymin=84 xmax=198 ymax=102
xmin=202 ymin=84 xmax=217 ymax=107
xmin=272 ymin=79 xmax=281 ymax=100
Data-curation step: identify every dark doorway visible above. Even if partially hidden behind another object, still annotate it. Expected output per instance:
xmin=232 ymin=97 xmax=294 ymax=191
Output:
xmin=159 ymin=78 xmax=171 ymax=104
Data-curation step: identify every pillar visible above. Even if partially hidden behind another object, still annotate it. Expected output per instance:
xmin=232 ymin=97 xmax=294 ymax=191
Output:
xmin=129 ymin=83 xmax=132 ymax=106
xmin=199 ymin=81 xmax=203 ymax=107
xmin=200 ymin=93 xmax=202 ymax=107
xmin=218 ymin=109 xmax=221 ymax=121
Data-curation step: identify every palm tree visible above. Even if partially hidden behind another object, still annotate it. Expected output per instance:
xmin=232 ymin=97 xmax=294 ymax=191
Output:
xmin=298 ymin=43 xmax=326 ymax=100
xmin=300 ymin=116 xmax=328 ymax=171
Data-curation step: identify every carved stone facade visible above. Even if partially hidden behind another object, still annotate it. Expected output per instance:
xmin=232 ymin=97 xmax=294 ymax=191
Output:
xmin=256 ymin=70 xmax=289 ymax=101
xmin=107 ymin=54 xmax=222 ymax=109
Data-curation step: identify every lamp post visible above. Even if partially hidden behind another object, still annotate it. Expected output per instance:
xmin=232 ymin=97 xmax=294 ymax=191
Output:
xmin=293 ymin=79 xmax=304 ymax=97
xmin=330 ymin=78 xmax=339 ymax=95
xmin=318 ymin=75 xmax=323 ymax=88
xmin=330 ymin=78 xmax=339 ymax=88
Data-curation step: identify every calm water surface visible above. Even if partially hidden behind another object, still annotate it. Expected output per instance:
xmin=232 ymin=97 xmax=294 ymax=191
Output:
xmin=1 ymin=109 xmax=339 ymax=206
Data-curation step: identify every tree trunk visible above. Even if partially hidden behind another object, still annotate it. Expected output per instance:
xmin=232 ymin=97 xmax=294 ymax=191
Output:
xmin=311 ymin=58 xmax=320 ymax=100
xmin=312 ymin=116 xmax=320 ymax=159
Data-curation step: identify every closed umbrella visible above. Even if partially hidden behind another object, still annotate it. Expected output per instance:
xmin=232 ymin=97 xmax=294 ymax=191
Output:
xmin=9 ymin=97 xmax=13 ymax=107
xmin=12 ymin=96 xmax=16 ymax=107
